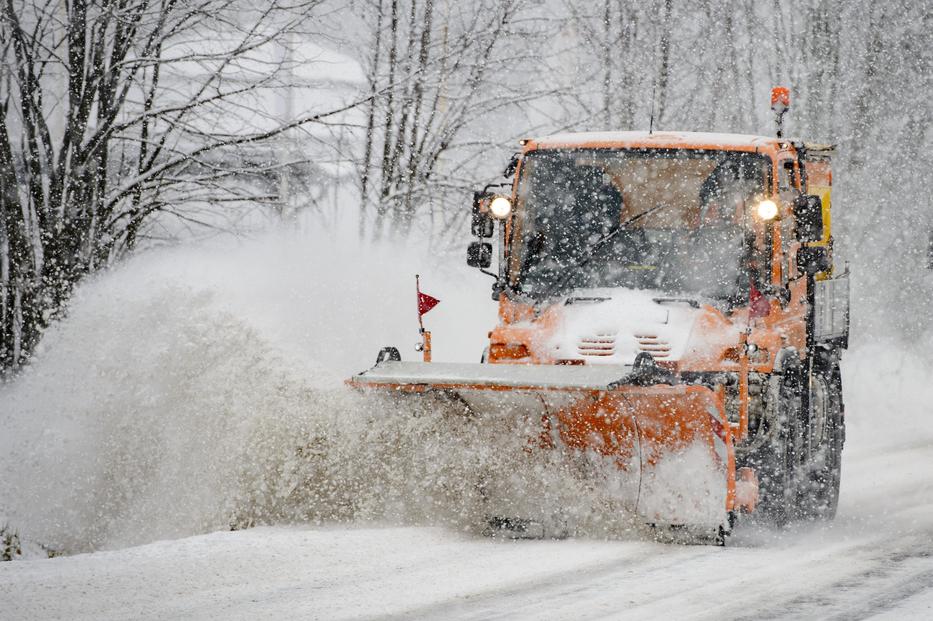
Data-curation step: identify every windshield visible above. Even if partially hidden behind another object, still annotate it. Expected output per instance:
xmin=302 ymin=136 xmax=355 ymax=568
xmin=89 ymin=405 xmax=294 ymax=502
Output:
xmin=508 ymin=148 xmax=771 ymax=303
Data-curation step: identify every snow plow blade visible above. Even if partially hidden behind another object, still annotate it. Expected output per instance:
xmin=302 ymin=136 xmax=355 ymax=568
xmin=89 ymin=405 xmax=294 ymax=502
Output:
xmin=349 ymin=361 xmax=747 ymax=532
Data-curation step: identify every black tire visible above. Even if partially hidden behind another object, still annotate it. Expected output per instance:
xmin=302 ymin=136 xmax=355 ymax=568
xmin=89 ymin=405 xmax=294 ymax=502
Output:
xmin=796 ymin=364 xmax=844 ymax=520
xmin=750 ymin=362 xmax=804 ymax=527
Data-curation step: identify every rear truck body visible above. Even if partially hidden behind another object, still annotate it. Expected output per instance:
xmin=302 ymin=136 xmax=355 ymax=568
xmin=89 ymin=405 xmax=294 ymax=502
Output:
xmin=349 ymin=90 xmax=849 ymax=543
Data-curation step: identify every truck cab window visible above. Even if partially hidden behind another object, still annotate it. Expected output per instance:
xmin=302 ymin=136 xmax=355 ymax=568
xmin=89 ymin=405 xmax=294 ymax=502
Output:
xmin=510 ymin=148 xmax=771 ymax=305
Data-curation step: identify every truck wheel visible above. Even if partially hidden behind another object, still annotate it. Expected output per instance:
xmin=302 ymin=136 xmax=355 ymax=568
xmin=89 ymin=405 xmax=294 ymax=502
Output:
xmin=753 ymin=365 xmax=804 ymax=527
xmin=797 ymin=364 xmax=844 ymax=520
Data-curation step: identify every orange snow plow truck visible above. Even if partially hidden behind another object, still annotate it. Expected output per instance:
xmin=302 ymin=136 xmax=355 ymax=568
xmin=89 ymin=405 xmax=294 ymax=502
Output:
xmin=349 ymin=89 xmax=849 ymax=543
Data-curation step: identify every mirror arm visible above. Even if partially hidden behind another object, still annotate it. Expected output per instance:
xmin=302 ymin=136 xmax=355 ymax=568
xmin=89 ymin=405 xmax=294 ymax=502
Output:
xmin=481 ymin=181 xmax=511 ymax=195
xmin=503 ymin=153 xmax=520 ymax=178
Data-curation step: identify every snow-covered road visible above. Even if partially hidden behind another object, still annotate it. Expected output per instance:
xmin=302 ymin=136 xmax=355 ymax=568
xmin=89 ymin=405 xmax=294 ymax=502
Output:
xmin=4 ymin=360 xmax=933 ymax=620
xmin=3 ymin=492 xmax=932 ymax=620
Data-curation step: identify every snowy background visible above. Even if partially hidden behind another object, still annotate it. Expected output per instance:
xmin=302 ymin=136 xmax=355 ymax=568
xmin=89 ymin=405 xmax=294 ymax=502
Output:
xmin=1 ymin=0 xmax=932 ymax=618
xmin=1 ymin=228 xmax=932 ymax=619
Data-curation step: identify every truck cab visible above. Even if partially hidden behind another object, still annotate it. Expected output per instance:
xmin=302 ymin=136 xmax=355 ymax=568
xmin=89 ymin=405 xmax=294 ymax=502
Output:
xmin=351 ymin=113 xmax=851 ymax=539
xmin=468 ymin=130 xmax=850 ymax=526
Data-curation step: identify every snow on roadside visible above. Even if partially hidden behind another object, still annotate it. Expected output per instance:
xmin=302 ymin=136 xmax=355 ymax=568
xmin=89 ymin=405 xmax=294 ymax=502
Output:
xmin=841 ymin=337 xmax=933 ymax=455
xmin=1 ymin=519 xmax=49 ymax=561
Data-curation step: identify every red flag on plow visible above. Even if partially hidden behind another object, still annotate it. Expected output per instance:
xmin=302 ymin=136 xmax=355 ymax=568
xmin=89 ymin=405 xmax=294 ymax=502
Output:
xmin=418 ymin=291 xmax=440 ymax=316
xmin=415 ymin=275 xmax=439 ymax=362
xmin=417 ymin=276 xmax=440 ymax=317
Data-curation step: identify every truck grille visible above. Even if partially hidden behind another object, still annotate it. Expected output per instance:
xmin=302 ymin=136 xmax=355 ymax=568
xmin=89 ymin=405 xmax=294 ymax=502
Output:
xmin=577 ymin=334 xmax=616 ymax=357
xmin=635 ymin=334 xmax=671 ymax=358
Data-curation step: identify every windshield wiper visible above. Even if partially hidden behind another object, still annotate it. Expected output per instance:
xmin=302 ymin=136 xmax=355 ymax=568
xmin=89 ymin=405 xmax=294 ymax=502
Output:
xmin=534 ymin=204 xmax=666 ymax=302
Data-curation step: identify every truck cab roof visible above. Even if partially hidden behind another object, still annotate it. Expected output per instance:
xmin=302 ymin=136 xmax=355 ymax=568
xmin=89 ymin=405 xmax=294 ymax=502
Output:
xmin=528 ymin=131 xmax=781 ymax=154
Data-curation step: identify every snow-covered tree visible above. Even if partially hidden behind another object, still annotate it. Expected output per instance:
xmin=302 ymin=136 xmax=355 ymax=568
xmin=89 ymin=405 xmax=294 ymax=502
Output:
xmin=0 ymin=0 xmax=367 ymax=371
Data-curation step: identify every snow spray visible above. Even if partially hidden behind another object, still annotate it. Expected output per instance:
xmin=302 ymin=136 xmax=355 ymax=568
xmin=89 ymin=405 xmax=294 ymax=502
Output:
xmin=0 ymin=231 xmax=639 ymax=553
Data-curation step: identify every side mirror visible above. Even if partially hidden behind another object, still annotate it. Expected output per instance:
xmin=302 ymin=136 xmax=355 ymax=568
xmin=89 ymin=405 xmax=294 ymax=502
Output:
xmin=503 ymin=153 xmax=520 ymax=178
xmin=797 ymin=246 xmax=831 ymax=275
xmin=793 ymin=194 xmax=824 ymax=242
xmin=467 ymin=241 xmax=492 ymax=268
xmin=471 ymin=212 xmax=494 ymax=237
xmin=471 ymin=191 xmax=494 ymax=238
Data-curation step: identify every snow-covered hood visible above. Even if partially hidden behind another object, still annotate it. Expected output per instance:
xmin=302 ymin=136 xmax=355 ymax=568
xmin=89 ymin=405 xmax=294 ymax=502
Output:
xmin=544 ymin=288 xmax=704 ymax=365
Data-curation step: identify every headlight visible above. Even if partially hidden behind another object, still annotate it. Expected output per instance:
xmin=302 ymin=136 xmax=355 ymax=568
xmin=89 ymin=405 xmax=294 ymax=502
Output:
xmin=756 ymin=199 xmax=778 ymax=220
xmin=489 ymin=196 xmax=512 ymax=219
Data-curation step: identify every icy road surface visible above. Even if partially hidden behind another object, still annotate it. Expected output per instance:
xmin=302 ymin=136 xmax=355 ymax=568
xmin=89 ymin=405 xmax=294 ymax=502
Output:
xmin=3 ymin=351 xmax=933 ymax=620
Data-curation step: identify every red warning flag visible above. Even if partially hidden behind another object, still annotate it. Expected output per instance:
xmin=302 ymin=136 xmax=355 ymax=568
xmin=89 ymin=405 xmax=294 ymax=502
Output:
xmin=416 ymin=275 xmax=440 ymax=318
xmin=749 ymin=281 xmax=771 ymax=319
xmin=418 ymin=291 xmax=440 ymax=317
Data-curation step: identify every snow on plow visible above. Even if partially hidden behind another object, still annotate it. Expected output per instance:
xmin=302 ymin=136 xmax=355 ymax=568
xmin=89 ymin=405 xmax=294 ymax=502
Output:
xmin=348 ymin=360 xmax=751 ymax=540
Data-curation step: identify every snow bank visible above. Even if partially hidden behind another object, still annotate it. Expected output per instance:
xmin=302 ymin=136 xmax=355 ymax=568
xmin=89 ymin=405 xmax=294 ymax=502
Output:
xmin=841 ymin=337 xmax=933 ymax=455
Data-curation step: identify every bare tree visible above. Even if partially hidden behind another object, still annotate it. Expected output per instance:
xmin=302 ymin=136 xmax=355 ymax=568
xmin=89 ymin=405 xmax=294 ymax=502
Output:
xmin=355 ymin=0 xmax=558 ymax=242
xmin=0 ymin=0 xmax=370 ymax=371
xmin=653 ymin=0 xmax=673 ymax=127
